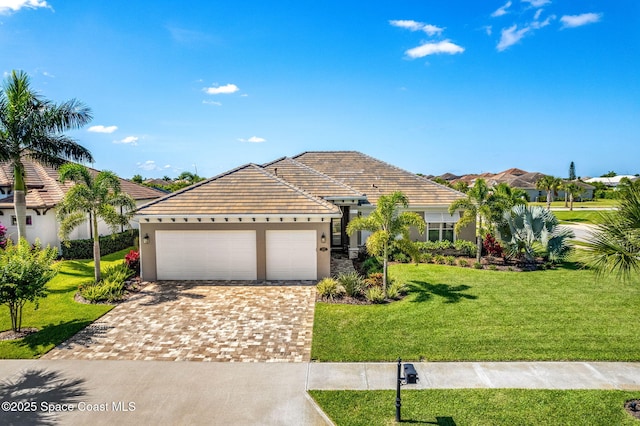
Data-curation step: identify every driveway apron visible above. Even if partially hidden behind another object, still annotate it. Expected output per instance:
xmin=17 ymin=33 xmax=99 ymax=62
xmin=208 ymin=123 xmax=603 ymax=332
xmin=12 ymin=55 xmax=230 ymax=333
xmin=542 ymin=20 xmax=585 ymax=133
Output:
xmin=42 ymin=281 xmax=316 ymax=362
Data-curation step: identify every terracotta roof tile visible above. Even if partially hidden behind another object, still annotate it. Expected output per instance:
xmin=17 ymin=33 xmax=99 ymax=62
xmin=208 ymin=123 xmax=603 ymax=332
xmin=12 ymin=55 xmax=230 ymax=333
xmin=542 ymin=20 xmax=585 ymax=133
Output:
xmin=0 ymin=157 xmax=164 ymax=209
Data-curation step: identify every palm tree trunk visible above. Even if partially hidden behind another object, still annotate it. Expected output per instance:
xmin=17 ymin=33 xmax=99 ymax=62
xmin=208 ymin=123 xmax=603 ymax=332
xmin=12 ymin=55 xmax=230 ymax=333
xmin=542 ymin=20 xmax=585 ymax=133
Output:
xmin=13 ymin=163 xmax=27 ymax=241
xmin=382 ymin=244 xmax=388 ymax=295
xmin=564 ymin=192 xmax=568 ymax=208
xmin=476 ymin=215 xmax=482 ymax=263
xmin=569 ymin=194 xmax=574 ymax=211
xmin=546 ymin=190 xmax=552 ymax=210
xmin=93 ymin=214 xmax=101 ymax=282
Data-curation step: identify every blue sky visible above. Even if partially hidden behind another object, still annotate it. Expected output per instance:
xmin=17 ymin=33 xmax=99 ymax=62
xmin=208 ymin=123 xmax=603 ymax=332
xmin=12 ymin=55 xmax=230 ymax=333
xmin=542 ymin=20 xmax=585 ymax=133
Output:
xmin=1 ymin=0 xmax=638 ymax=180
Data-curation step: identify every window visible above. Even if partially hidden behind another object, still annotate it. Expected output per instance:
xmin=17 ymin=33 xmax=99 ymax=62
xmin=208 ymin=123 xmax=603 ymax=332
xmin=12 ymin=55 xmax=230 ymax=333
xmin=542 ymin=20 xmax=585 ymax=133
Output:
xmin=11 ymin=215 xmax=32 ymax=226
xmin=427 ymin=222 xmax=455 ymax=242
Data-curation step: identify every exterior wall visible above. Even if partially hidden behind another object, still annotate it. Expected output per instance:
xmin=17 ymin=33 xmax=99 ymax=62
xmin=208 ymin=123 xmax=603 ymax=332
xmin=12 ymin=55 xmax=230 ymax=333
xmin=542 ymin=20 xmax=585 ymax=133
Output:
xmin=139 ymin=221 xmax=332 ymax=282
xmin=1 ymin=208 xmax=60 ymax=249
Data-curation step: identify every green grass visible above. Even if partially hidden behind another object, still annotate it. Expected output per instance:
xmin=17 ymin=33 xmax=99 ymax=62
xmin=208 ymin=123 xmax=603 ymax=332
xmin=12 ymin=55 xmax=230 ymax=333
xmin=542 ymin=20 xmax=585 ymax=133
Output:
xmin=553 ymin=210 xmax=602 ymax=224
xmin=312 ymin=262 xmax=640 ymax=362
xmin=530 ymin=199 xmax=618 ymax=208
xmin=310 ymin=389 xmax=640 ymax=426
xmin=0 ymin=249 xmax=132 ymax=359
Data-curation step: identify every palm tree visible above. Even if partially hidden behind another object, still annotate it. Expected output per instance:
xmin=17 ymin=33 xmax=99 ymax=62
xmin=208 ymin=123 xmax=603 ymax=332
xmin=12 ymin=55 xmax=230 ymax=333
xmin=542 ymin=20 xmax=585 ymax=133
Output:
xmin=57 ymin=164 xmax=137 ymax=282
xmin=346 ymin=191 xmax=425 ymax=293
xmin=498 ymin=205 xmax=574 ymax=266
xmin=563 ymin=182 xmax=584 ymax=211
xmin=448 ymin=178 xmax=494 ymax=262
xmin=177 ymin=171 xmax=204 ymax=184
xmin=0 ymin=70 xmax=93 ymax=241
xmin=581 ymin=181 xmax=640 ymax=281
xmin=536 ymin=175 xmax=562 ymax=209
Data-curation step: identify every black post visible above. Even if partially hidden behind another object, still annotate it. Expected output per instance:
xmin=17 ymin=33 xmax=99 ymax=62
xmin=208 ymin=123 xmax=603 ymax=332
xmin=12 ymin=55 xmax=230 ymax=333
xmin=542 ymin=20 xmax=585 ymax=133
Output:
xmin=396 ymin=357 xmax=402 ymax=422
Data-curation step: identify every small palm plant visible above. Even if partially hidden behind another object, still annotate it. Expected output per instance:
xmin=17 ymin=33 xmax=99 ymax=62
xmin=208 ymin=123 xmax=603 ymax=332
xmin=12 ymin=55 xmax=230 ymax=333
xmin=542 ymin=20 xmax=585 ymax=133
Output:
xmin=498 ymin=205 xmax=574 ymax=266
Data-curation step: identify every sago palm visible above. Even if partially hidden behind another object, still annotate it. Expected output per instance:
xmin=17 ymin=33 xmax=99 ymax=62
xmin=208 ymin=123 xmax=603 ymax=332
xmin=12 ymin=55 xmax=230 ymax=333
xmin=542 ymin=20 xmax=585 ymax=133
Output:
xmin=57 ymin=164 xmax=136 ymax=282
xmin=0 ymin=70 xmax=93 ymax=241
xmin=346 ymin=191 xmax=425 ymax=293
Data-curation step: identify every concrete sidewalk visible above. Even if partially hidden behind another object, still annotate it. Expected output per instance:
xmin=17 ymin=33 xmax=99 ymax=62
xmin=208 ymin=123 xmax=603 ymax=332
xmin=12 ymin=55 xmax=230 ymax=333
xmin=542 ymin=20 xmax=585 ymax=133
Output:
xmin=2 ymin=360 xmax=640 ymax=425
xmin=306 ymin=362 xmax=640 ymax=390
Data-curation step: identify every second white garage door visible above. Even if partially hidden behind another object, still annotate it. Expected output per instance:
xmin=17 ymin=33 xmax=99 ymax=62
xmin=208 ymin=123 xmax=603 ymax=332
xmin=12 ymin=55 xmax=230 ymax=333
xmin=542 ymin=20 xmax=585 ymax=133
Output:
xmin=156 ymin=230 xmax=257 ymax=280
xmin=266 ymin=230 xmax=317 ymax=280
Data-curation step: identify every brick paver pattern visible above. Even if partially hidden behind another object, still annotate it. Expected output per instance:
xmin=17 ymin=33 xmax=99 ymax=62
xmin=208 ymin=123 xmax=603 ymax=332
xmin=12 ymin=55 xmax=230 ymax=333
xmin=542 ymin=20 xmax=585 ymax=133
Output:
xmin=42 ymin=282 xmax=316 ymax=362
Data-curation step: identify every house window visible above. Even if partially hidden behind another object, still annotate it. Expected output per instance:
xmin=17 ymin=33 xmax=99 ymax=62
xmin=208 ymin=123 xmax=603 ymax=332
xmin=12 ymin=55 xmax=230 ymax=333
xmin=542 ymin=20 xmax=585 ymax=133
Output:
xmin=427 ymin=223 xmax=455 ymax=242
xmin=11 ymin=215 xmax=32 ymax=226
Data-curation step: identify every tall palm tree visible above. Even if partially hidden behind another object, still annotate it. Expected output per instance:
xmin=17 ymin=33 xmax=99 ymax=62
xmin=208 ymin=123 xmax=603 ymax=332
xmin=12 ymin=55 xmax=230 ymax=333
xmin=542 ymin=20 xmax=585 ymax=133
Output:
xmin=346 ymin=191 xmax=425 ymax=293
xmin=57 ymin=164 xmax=136 ymax=282
xmin=448 ymin=178 xmax=493 ymax=262
xmin=581 ymin=181 xmax=640 ymax=281
xmin=536 ymin=175 xmax=562 ymax=210
xmin=0 ymin=70 xmax=93 ymax=241
xmin=563 ymin=182 xmax=584 ymax=211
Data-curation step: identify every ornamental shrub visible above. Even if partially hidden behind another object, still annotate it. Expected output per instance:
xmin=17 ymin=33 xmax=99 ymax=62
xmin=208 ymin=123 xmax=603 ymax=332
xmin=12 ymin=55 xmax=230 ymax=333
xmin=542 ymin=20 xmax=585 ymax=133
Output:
xmin=0 ymin=223 xmax=7 ymax=249
xmin=336 ymin=271 xmax=364 ymax=298
xmin=361 ymin=256 xmax=382 ymax=274
xmin=386 ymin=280 xmax=407 ymax=300
xmin=365 ymin=286 xmax=386 ymax=303
xmin=124 ymin=250 xmax=140 ymax=275
xmin=317 ymin=278 xmax=344 ymax=301
xmin=61 ymin=230 xmax=138 ymax=259
xmin=483 ymin=233 xmax=504 ymax=257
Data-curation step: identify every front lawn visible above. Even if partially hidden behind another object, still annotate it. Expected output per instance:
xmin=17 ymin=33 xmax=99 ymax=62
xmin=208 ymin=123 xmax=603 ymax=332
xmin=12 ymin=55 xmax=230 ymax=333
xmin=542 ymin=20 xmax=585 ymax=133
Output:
xmin=553 ymin=210 xmax=602 ymax=224
xmin=310 ymin=389 xmax=640 ymax=426
xmin=312 ymin=262 xmax=640 ymax=362
xmin=0 ymin=249 xmax=132 ymax=359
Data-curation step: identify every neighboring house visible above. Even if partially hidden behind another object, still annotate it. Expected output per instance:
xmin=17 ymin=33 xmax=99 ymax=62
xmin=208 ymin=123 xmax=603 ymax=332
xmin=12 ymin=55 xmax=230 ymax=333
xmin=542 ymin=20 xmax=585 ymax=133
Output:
xmin=136 ymin=151 xmax=472 ymax=282
xmin=585 ymin=175 xmax=639 ymax=188
xmin=442 ymin=168 xmax=595 ymax=202
xmin=0 ymin=158 xmax=165 ymax=249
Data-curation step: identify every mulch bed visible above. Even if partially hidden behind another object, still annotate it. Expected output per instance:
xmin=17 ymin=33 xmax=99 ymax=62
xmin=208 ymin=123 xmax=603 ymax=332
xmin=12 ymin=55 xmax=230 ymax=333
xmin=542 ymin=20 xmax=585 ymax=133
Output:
xmin=625 ymin=399 xmax=640 ymax=420
xmin=0 ymin=327 xmax=39 ymax=341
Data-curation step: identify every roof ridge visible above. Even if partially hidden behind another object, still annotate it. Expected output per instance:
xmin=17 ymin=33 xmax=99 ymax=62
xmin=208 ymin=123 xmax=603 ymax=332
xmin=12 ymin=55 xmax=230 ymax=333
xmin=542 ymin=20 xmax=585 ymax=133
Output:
xmin=137 ymin=163 xmax=256 ymax=211
xmin=354 ymin=151 xmax=467 ymax=196
xmin=274 ymin=157 xmax=365 ymax=197
xmin=251 ymin=164 xmax=341 ymax=212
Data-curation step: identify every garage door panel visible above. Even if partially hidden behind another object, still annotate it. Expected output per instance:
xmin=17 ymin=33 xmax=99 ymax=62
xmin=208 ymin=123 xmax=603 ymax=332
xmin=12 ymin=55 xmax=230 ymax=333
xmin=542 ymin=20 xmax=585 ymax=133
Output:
xmin=266 ymin=230 xmax=317 ymax=280
xmin=156 ymin=231 xmax=256 ymax=280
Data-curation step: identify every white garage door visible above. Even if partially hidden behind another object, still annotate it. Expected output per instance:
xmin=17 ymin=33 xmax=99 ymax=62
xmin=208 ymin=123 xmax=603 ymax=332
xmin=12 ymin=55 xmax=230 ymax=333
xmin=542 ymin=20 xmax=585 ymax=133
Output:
xmin=266 ymin=230 xmax=317 ymax=280
xmin=156 ymin=230 xmax=257 ymax=280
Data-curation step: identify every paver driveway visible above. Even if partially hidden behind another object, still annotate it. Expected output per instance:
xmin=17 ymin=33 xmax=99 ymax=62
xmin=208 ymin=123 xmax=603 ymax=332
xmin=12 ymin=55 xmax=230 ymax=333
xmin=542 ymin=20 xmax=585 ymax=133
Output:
xmin=42 ymin=282 xmax=316 ymax=362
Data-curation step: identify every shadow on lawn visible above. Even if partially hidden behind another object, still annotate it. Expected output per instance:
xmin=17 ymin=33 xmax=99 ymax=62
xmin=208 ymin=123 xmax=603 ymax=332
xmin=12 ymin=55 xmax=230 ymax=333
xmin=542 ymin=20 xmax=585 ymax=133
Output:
xmin=408 ymin=281 xmax=477 ymax=304
xmin=400 ymin=416 xmax=457 ymax=425
xmin=19 ymin=320 xmax=95 ymax=352
xmin=0 ymin=368 xmax=86 ymax=425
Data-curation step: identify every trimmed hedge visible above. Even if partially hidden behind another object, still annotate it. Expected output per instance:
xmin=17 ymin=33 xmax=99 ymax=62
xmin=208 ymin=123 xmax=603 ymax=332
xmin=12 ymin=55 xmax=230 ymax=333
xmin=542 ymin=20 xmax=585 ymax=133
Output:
xmin=61 ymin=230 xmax=138 ymax=259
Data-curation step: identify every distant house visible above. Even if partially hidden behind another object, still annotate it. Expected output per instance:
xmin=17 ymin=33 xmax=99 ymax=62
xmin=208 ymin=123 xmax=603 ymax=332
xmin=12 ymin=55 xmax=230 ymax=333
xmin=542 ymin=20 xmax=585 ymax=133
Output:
xmin=585 ymin=175 xmax=639 ymax=188
xmin=0 ymin=157 xmax=165 ymax=249
xmin=439 ymin=168 xmax=595 ymax=202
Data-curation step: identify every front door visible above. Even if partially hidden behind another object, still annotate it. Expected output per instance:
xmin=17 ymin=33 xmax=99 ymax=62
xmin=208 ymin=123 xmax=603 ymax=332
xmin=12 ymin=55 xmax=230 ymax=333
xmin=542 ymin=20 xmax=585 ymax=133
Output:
xmin=331 ymin=206 xmax=350 ymax=251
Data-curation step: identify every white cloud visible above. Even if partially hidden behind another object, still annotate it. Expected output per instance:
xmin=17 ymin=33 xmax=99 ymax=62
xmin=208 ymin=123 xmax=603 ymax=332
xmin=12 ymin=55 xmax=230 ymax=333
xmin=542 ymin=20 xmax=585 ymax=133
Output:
xmin=238 ymin=136 xmax=266 ymax=143
xmin=204 ymin=83 xmax=239 ymax=95
xmin=0 ymin=0 xmax=51 ymax=14
xmin=115 ymin=136 xmax=138 ymax=145
xmin=389 ymin=19 xmax=444 ymax=36
xmin=531 ymin=13 xmax=555 ymax=29
xmin=202 ymin=100 xmax=222 ymax=106
xmin=137 ymin=160 xmax=160 ymax=171
xmin=560 ymin=13 xmax=602 ymax=29
xmin=497 ymin=24 xmax=530 ymax=51
xmin=521 ymin=0 xmax=550 ymax=7
xmin=405 ymin=40 xmax=465 ymax=58
xmin=491 ymin=1 xmax=512 ymax=18
xmin=484 ymin=25 xmax=493 ymax=36
xmin=88 ymin=125 xmax=118 ymax=134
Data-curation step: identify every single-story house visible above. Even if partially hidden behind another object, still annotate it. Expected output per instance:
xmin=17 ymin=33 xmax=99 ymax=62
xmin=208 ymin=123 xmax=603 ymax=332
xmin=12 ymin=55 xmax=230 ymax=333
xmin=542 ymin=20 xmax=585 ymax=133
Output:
xmin=0 ymin=157 xmax=165 ymax=249
xmin=136 ymin=151 xmax=473 ymax=282
xmin=585 ymin=175 xmax=639 ymax=188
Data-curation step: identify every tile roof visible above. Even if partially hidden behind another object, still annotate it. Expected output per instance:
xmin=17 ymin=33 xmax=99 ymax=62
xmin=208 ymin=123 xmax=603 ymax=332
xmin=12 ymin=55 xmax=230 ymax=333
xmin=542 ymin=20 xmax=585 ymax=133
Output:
xmin=0 ymin=157 xmax=164 ymax=209
xmin=262 ymin=157 xmax=365 ymax=200
xmin=136 ymin=164 xmax=341 ymax=216
xmin=291 ymin=151 xmax=465 ymax=206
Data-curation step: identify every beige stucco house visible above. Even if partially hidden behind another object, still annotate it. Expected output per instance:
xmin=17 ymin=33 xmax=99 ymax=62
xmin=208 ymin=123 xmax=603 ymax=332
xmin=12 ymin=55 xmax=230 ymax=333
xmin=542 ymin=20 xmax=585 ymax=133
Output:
xmin=136 ymin=151 xmax=473 ymax=282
